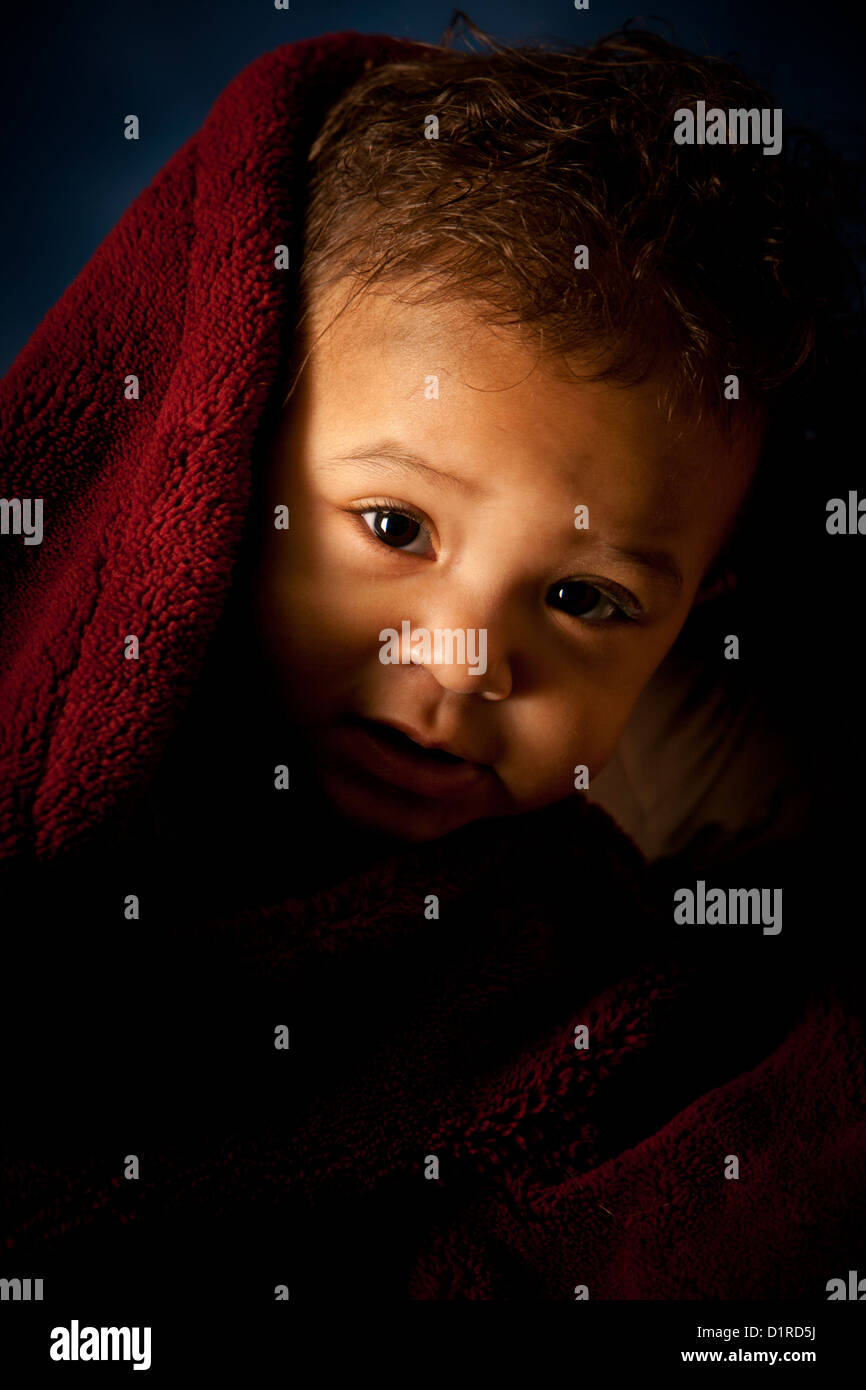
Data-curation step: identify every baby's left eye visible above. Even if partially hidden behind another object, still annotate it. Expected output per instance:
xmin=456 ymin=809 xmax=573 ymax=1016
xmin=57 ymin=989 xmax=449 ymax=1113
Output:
xmin=359 ymin=508 xmax=433 ymax=556
xmin=547 ymin=579 xmax=624 ymax=624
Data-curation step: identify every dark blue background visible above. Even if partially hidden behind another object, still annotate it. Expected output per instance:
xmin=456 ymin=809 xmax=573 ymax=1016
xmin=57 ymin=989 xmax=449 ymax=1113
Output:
xmin=1 ymin=0 xmax=863 ymax=375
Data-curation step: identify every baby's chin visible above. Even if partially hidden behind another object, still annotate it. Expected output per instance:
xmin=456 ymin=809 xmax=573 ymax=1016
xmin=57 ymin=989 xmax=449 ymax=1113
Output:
xmin=317 ymin=763 xmax=506 ymax=842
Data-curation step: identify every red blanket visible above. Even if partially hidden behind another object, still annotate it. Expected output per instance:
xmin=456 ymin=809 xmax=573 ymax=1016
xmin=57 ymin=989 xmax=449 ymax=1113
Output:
xmin=0 ymin=30 xmax=863 ymax=1302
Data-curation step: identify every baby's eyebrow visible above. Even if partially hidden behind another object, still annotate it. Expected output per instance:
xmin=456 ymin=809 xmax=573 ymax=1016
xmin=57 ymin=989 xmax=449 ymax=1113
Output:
xmin=320 ymin=441 xmax=482 ymax=496
xmin=588 ymin=540 xmax=684 ymax=593
xmin=322 ymin=441 xmax=683 ymax=592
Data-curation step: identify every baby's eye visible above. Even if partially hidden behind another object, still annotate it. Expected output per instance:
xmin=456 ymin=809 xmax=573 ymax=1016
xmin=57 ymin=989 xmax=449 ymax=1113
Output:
xmin=547 ymin=579 xmax=632 ymax=625
xmin=358 ymin=507 xmax=433 ymax=556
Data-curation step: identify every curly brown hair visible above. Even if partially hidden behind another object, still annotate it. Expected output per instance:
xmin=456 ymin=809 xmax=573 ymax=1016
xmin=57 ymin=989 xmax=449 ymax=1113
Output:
xmin=293 ymin=14 xmax=862 ymax=436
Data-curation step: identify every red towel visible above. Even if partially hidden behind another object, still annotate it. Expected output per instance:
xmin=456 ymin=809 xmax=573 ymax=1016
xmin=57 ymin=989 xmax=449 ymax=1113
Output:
xmin=0 ymin=30 xmax=863 ymax=1302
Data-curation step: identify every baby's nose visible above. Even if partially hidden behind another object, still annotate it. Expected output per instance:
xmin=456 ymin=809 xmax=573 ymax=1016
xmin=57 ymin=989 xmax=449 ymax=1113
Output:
xmin=403 ymin=621 xmax=512 ymax=699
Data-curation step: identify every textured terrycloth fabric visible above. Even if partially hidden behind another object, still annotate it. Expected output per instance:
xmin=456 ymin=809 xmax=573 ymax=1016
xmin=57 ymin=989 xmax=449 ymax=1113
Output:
xmin=0 ymin=31 xmax=863 ymax=1301
xmin=0 ymin=28 xmax=419 ymax=862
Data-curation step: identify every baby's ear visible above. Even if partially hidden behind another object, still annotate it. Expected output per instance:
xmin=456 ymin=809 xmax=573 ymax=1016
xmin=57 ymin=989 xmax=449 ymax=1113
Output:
xmin=692 ymin=566 xmax=738 ymax=607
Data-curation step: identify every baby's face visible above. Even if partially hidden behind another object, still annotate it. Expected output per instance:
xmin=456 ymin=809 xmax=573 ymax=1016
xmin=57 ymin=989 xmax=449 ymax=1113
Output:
xmin=254 ymin=286 xmax=761 ymax=841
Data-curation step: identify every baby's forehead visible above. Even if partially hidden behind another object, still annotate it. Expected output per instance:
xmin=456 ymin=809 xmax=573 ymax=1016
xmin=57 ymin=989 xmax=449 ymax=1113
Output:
xmin=311 ymin=281 xmax=485 ymax=362
xmin=311 ymin=280 xmax=716 ymax=431
xmin=305 ymin=281 xmax=760 ymax=519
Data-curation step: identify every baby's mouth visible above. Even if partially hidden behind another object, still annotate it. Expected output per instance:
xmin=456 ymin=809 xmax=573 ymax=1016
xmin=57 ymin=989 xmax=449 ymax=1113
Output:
xmin=357 ymin=718 xmax=467 ymax=764
xmin=334 ymin=716 xmax=490 ymax=801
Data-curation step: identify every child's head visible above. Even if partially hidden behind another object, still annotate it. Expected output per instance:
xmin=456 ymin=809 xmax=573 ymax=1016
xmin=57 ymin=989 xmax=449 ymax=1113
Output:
xmin=251 ymin=27 xmax=848 ymax=843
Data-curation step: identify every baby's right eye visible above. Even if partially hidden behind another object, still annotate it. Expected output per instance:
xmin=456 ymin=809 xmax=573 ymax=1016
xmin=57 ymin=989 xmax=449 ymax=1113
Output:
xmin=357 ymin=506 xmax=434 ymax=556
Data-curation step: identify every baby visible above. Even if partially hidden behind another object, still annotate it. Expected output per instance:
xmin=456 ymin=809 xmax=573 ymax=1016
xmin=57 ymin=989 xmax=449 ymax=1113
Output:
xmin=236 ymin=27 xmax=832 ymax=861
xmin=253 ymin=283 xmax=759 ymax=847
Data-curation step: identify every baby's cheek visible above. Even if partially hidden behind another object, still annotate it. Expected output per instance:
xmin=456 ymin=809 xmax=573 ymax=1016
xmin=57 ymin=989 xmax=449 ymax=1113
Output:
xmin=507 ymin=691 xmax=632 ymax=806
xmin=252 ymin=564 xmax=360 ymax=723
